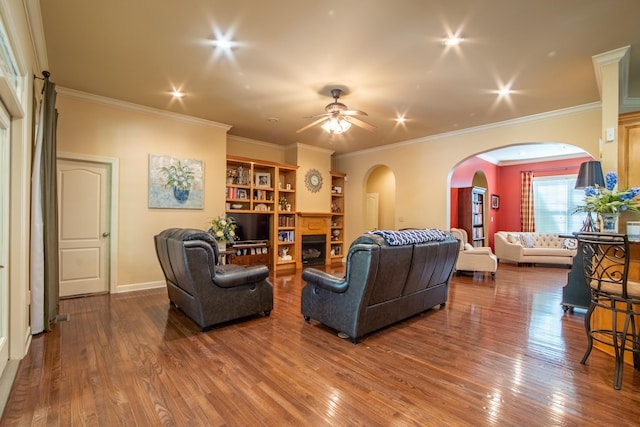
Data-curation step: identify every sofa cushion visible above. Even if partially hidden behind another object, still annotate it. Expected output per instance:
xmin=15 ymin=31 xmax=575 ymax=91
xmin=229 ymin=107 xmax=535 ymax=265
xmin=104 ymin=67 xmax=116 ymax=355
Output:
xmin=522 ymin=247 xmax=573 ymax=257
xmin=507 ymin=233 xmax=522 ymax=245
xmin=522 ymin=234 xmax=535 ymax=248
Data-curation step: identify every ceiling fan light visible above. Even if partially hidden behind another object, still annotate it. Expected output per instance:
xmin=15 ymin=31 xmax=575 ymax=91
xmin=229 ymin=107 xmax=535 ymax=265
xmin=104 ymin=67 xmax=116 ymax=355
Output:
xmin=322 ymin=117 xmax=351 ymax=134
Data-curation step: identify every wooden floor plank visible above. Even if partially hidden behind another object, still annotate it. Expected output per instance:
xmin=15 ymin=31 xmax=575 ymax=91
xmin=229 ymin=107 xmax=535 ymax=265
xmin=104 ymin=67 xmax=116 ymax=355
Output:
xmin=3 ymin=263 xmax=640 ymax=426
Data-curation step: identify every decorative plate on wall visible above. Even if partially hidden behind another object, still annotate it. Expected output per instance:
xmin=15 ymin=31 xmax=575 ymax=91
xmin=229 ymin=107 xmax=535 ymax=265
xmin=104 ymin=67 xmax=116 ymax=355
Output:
xmin=304 ymin=168 xmax=323 ymax=193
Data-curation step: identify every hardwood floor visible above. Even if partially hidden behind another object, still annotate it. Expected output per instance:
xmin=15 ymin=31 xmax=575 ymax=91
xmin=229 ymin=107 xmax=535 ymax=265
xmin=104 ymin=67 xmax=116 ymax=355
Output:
xmin=2 ymin=263 xmax=640 ymax=426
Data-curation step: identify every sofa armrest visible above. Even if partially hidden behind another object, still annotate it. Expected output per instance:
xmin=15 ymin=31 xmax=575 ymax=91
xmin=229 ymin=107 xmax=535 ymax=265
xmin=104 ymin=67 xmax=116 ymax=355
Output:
xmin=302 ymin=268 xmax=348 ymax=293
xmin=465 ymin=248 xmax=494 ymax=255
xmin=494 ymin=233 xmax=524 ymax=262
xmin=213 ymin=264 xmax=269 ymax=288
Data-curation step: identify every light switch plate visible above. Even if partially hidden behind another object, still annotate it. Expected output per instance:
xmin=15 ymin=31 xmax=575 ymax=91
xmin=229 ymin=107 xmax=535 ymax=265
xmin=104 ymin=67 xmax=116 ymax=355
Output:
xmin=606 ymin=127 xmax=615 ymax=142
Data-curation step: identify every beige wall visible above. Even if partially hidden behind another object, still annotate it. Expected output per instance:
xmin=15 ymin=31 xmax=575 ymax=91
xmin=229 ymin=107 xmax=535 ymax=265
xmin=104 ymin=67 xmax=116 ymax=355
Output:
xmin=290 ymin=144 xmax=334 ymax=213
xmin=56 ymin=91 xmax=230 ymax=289
xmin=227 ymin=135 xmax=285 ymax=164
xmin=335 ymin=105 xmax=602 ymax=245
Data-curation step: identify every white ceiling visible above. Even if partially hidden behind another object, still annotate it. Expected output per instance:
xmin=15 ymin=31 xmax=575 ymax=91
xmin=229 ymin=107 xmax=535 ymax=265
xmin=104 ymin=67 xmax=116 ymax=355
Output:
xmin=477 ymin=143 xmax=589 ymax=165
xmin=39 ymin=0 xmax=640 ymax=157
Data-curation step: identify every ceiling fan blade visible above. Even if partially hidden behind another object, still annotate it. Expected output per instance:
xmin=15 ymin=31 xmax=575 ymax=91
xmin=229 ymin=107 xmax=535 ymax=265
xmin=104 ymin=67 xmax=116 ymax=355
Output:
xmin=305 ymin=112 xmax=332 ymax=119
xmin=341 ymin=109 xmax=368 ymax=116
xmin=344 ymin=116 xmax=376 ymax=132
xmin=296 ymin=117 xmax=330 ymax=133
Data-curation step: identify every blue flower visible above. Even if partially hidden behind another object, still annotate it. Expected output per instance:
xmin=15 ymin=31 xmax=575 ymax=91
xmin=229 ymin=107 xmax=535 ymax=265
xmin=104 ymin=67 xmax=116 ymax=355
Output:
xmin=605 ymin=171 xmax=617 ymax=191
xmin=585 ymin=186 xmax=597 ymax=197
xmin=574 ymin=172 xmax=640 ymax=214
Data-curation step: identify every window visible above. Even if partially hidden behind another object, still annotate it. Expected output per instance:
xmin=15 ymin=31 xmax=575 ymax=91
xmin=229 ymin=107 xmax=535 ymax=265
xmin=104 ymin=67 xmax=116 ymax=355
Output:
xmin=533 ymin=175 xmax=584 ymax=233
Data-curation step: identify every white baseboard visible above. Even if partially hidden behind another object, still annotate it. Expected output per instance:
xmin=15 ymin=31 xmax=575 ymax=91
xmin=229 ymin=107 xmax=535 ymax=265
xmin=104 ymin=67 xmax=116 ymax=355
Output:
xmin=115 ymin=280 xmax=165 ymax=293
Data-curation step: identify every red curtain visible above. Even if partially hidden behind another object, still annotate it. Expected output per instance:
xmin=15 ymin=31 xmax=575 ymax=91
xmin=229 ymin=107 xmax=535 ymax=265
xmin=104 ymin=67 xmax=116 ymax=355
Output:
xmin=520 ymin=171 xmax=535 ymax=232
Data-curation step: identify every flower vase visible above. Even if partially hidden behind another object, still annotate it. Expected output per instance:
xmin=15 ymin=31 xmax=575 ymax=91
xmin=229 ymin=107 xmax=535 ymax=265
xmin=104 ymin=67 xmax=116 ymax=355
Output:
xmin=216 ymin=240 xmax=227 ymax=253
xmin=173 ymin=186 xmax=190 ymax=203
xmin=599 ymin=213 xmax=619 ymax=233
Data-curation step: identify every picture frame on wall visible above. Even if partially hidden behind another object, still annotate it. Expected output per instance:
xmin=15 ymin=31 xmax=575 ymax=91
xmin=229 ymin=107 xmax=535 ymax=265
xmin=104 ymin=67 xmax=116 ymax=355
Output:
xmin=491 ymin=194 xmax=500 ymax=209
xmin=149 ymin=154 xmax=204 ymax=209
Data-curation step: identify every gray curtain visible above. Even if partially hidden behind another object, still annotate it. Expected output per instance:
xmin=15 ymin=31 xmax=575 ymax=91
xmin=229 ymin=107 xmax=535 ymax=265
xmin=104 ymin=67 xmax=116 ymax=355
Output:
xmin=30 ymin=76 xmax=59 ymax=333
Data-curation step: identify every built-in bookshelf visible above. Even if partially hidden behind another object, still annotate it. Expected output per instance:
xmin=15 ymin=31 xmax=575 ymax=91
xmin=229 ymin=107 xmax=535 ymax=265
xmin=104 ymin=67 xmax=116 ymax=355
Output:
xmin=225 ymin=156 xmax=297 ymax=270
xmin=330 ymin=172 xmax=346 ymax=262
xmin=274 ymin=165 xmax=297 ymax=270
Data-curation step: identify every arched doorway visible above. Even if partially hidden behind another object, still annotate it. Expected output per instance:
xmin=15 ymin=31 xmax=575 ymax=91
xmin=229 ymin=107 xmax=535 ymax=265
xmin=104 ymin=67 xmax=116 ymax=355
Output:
xmin=449 ymin=142 xmax=592 ymax=248
xmin=364 ymin=165 xmax=396 ymax=230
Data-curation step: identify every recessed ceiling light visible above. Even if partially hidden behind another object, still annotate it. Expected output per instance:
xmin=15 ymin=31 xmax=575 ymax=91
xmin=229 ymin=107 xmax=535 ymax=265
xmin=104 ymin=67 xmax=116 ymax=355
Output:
xmin=170 ymin=90 xmax=184 ymax=98
xmin=498 ymin=88 xmax=513 ymax=97
xmin=442 ymin=36 xmax=464 ymax=46
xmin=395 ymin=116 xmax=406 ymax=124
xmin=212 ymin=39 xmax=234 ymax=50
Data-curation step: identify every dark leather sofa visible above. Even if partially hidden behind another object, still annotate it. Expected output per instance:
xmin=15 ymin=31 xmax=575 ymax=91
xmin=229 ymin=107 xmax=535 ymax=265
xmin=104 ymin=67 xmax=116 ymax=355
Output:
xmin=301 ymin=230 xmax=459 ymax=343
xmin=154 ymin=228 xmax=273 ymax=330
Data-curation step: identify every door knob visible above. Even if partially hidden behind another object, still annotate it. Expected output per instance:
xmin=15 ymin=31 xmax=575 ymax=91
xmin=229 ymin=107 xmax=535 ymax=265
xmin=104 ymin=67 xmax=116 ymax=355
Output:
xmin=102 ymin=232 xmax=110 ymax=237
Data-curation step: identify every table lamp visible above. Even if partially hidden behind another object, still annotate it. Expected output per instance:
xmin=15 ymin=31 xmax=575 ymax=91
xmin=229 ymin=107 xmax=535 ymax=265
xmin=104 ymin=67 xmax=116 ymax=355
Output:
xmin=575 ymin=160 xmax=604 ymax=231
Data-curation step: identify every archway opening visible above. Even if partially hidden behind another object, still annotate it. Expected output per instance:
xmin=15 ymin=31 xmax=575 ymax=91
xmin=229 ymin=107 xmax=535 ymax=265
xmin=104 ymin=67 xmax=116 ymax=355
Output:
xmin=364 ymin=165 xmax=396 ymax=230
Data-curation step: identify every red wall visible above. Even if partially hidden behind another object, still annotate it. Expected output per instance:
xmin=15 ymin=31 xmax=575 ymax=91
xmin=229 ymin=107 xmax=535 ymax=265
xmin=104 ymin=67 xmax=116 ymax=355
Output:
xmin=450 ymin=157 xmax=499 ymax=247
xmin=495 ymin=156 xmax=592 ymax=232
xmin=451 ymin=155 xmax=593 ymax=248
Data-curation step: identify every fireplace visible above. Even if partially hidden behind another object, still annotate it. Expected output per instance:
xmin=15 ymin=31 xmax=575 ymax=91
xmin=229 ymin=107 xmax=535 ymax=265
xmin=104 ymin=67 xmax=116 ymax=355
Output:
xmin=301 ymin=234 xmax=326 ymax=266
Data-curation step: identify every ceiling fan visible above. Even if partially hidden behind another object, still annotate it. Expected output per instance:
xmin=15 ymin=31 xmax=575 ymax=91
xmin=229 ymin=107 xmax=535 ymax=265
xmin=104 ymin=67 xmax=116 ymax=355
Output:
xmin=296 ymin=88 xmax=376 ymax=135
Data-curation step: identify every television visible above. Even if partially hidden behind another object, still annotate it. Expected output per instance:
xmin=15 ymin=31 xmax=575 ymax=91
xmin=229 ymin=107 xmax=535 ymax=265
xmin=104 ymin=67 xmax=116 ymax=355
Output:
xmin=230 ymin=213 xmax=271 ymax=243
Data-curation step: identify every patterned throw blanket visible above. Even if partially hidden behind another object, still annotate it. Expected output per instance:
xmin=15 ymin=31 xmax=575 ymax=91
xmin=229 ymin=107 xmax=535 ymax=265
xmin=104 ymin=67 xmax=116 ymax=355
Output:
xmin=368 ymin=229 xmax=450 ymax=246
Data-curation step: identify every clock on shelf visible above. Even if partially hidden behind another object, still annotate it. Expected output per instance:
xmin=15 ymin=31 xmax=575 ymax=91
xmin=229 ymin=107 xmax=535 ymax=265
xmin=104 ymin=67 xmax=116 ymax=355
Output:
xmin=304 ymin=168 xmax=323 ymax=193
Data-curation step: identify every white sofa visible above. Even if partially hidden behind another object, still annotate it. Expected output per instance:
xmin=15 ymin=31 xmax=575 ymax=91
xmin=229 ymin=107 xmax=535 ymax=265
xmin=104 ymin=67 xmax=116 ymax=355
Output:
xmin=450 ymin=228 xmax=497 ymax=277
xmin=494 ymin=231 xmax=577 ymax=266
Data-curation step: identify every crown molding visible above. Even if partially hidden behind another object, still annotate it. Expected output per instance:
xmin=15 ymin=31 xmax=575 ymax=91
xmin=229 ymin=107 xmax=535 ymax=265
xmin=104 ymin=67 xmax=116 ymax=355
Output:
xmin=592 ymin=45 xmax=640 ymax=112
xmin=294 ymin=142 xmax=335 ymax=156
xmin=337 ymin=102 xmax=601 ymax=159
xmin=56 ymin=87 xmax=232 ymax=131
xmin=227 ymin=134 xmax=284 ymax=151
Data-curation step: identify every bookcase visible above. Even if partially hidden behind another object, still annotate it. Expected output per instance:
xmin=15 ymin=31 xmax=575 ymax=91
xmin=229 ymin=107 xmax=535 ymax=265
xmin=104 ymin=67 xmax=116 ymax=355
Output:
xmin=457 ymin=186 xmax=486 ymax=247
xmin=225 ymin=156 xmax=297 ymax=270
xmin=330 ymin=172 xmax=346 ymax=262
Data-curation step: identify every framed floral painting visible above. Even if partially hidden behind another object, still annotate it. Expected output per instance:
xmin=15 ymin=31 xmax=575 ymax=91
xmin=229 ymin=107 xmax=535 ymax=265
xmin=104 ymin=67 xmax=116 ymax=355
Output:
xmin=149 ymin=154 xmax=204 ymax=209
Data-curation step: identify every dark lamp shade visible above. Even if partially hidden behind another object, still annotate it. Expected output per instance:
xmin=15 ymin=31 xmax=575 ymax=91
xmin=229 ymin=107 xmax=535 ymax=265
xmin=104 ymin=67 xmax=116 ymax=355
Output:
xmin=575 ymin=160 xmax=604 ymax=189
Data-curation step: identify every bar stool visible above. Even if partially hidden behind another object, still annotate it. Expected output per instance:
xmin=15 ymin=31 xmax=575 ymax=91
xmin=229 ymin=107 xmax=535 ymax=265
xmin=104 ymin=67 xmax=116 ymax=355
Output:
xmin=575 ymin=232 xmax=640 ymax=390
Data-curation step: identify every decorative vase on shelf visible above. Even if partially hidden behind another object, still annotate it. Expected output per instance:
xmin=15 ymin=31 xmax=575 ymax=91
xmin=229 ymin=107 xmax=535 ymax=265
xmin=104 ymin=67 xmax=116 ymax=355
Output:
xmin=216 ymin=240 xmax=227 ymax=253
xmin=599 ymin=213 xmax=619 ymax=233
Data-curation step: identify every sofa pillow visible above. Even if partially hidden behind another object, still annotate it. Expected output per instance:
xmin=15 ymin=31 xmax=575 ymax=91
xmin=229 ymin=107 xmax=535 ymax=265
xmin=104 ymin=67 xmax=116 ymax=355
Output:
xmin=562 ymin=238 xmax=578 ymax=250
xmin=507 ymin=233 xmax=520 ymax=244
xmin=522 ymin=234 xmax=535 ymax=248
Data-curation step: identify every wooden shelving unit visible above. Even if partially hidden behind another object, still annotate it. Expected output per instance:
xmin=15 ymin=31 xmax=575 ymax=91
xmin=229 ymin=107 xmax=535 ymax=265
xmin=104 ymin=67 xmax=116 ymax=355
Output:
xmin=275 ymin=165 xmax=297 ymax=270
xmin=457 ymin=186 xmax=486 ymax=247
xmin=330 ymin=172 xmax=346 ymax=262
xmin=225 ymin=156 xmax=297 ymax=270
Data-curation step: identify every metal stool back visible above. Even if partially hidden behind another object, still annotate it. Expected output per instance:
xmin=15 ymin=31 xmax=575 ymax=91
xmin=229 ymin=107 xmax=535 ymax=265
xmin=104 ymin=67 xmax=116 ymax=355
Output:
xmin=575 ymin=232 xmax=640 ymax=389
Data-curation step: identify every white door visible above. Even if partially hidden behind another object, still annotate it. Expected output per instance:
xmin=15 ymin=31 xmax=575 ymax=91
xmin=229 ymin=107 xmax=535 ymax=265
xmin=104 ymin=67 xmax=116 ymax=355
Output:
xmin=365 ymin=192 xmax=379 ymax=231
xmin=0 ymin=102 xmax=10 ymax=376
xmin=58 ymin=159 xmax=110 ymax=297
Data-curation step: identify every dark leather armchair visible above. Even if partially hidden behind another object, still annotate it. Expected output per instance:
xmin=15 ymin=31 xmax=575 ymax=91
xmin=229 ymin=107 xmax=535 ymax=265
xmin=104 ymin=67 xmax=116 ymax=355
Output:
xmin=154 ymin=228 xmax=273 ymax=330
